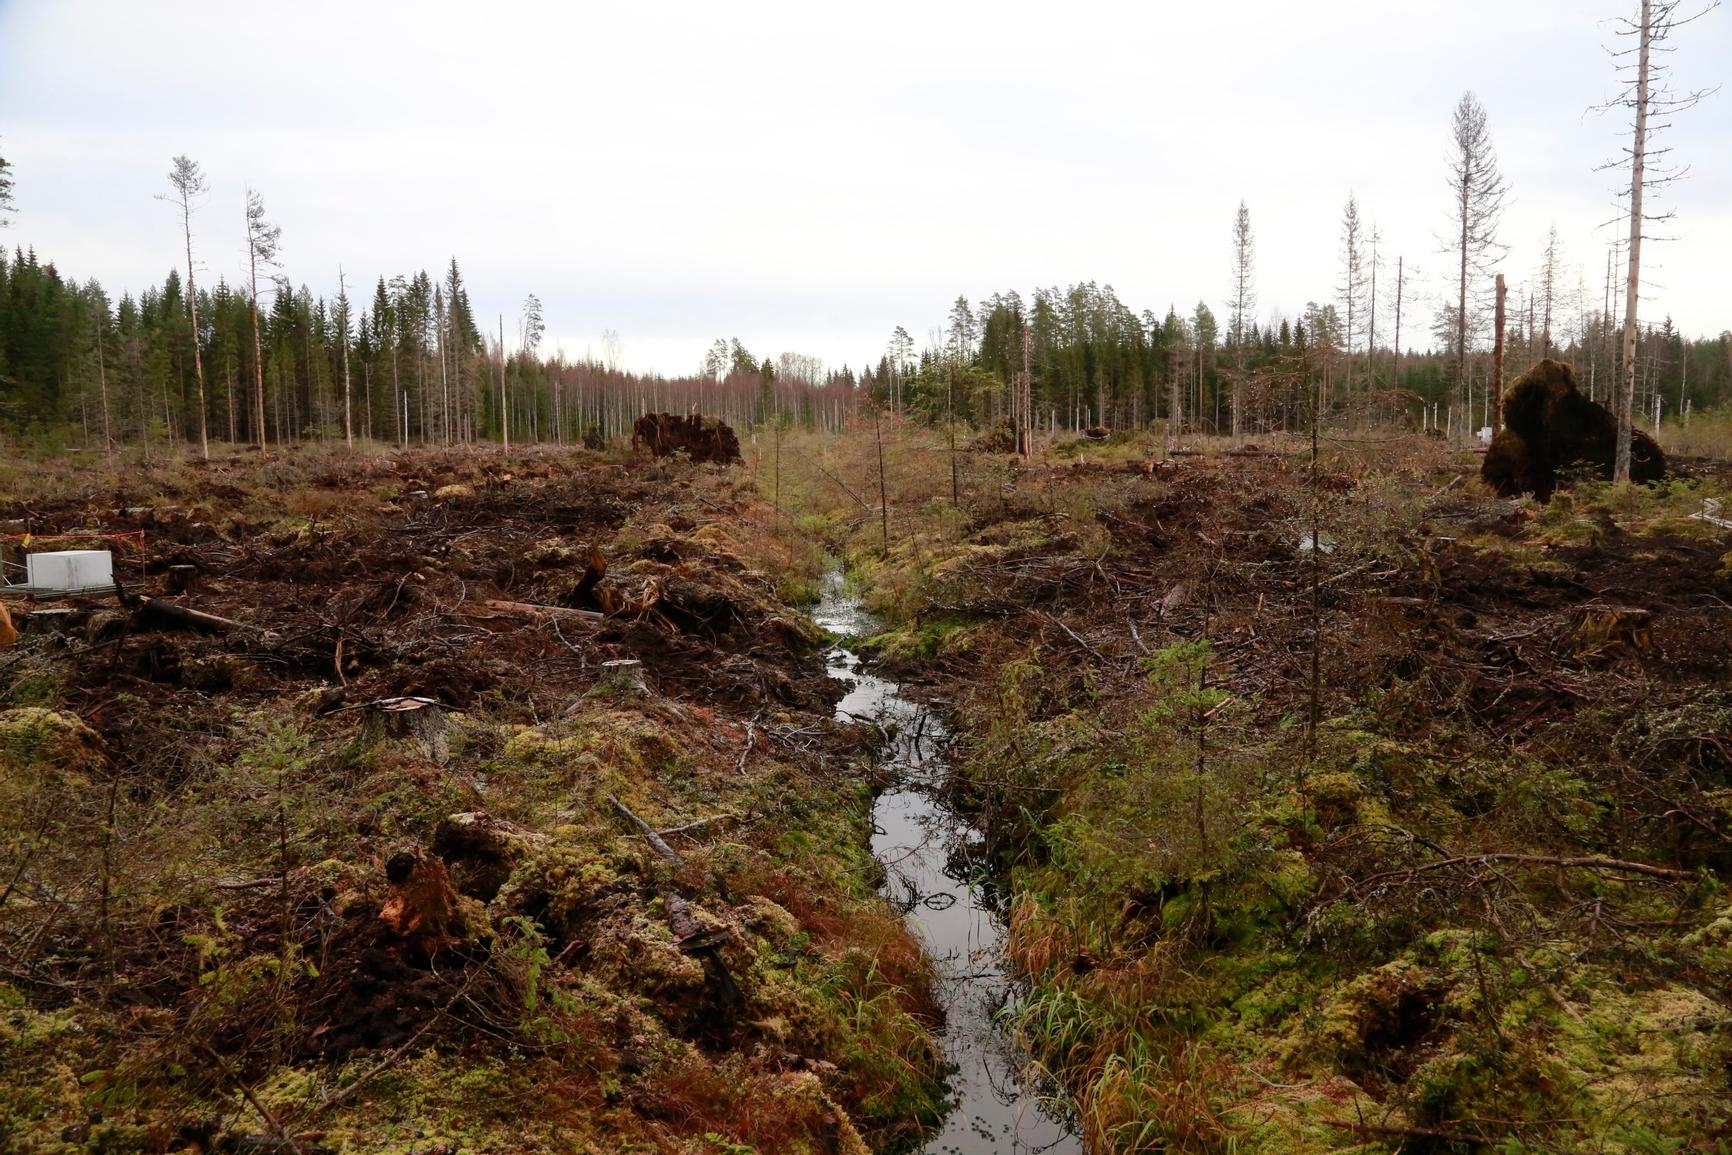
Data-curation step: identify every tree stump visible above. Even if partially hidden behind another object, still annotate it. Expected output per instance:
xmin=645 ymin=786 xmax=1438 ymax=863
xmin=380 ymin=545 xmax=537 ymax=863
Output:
xmin=379 ymin=848 xmax=464 ymax=952
xmin=1568 ymin=605 xmax=1653 ymax=659
xmin=358 ymin=696 xmax=450 ymax=764
xmin=165 ymin=565 xmax=200 ymax=594
xmin=596 ymin=659 xmax=649 ymax=697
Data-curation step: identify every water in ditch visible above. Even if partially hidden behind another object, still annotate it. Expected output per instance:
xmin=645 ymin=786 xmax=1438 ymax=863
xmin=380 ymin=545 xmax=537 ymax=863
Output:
xmin=814 ymin=570 xmax=1081 ymax=1155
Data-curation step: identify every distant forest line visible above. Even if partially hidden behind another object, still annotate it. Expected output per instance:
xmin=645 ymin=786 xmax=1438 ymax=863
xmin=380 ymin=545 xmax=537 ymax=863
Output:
xmin=1 ymin=244 xmax=1728 ymax=452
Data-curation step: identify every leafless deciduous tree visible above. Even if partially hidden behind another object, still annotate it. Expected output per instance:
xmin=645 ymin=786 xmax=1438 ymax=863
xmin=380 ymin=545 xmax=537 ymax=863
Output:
xmin=162 ymin=156 xmax=211 ymax=459
xmin=1445 ymin=94 xmax=1508 ymax=444
xmin=1595 ymin=0 xmax=1719 ymax=481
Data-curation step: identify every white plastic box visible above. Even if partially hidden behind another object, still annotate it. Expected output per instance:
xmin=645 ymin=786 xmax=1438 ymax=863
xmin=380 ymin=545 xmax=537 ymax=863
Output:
xmin=25 ymin=549 xmax=115 ymax=593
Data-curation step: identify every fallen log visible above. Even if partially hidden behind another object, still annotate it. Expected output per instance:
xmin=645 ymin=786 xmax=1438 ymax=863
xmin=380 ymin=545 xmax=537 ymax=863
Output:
xmin=135 ymin=595 xmax=249 ymax=634
xmin=472 ymin=599 xmax=605 ymax=625
xmin=1323 ymin=1119 xmax=1490 ymax=1145
xmin=607 ymin=793 xmax=684 ymax=865
xmin=657 ymin=813 xmax=743 ymax=840
xmin=1358 ymin=852 xmax=1691 ymax=890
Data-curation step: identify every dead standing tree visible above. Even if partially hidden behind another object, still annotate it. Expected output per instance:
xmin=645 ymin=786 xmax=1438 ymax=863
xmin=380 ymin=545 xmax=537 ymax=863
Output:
xmin=1338 ymin=194 xmax=1365 ymax=406
xmin=1595 ymin=0 xmax=1719 ymax=482
xmin=1228 ymin=201 xmax=1256 ymax=447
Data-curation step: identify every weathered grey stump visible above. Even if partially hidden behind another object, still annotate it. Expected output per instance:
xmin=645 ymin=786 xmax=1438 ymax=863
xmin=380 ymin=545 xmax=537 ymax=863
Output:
xmin=357 ymin=696 xmax=450 ymax=764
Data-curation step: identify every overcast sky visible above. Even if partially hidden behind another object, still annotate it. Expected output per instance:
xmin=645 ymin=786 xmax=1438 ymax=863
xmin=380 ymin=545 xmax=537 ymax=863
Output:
xmin=2 ymin=0 xmax=1727 ymax=376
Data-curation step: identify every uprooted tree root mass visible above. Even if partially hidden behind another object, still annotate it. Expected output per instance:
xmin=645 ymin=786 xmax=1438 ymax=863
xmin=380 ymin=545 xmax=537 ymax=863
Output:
xmin=632 ymin=412 xmax=743 ymax=465
xmin=0 ymin=445 xmax=944 ymax=1154
xmin=1482 ymin=358 xmax=1667 ymax=501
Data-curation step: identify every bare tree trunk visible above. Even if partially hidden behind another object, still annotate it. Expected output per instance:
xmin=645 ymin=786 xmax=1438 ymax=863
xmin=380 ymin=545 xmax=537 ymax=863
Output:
xmin=1615 ymin=0 xmax=1651 ymax=484
xmin=1456 ymin=176 xmax=1470 ymax=446
xmin=95 ymin=316 xmax=113 ymax=452
xmin=439 ymin=299 xmax=451 ymax=444
xmin=1365 ymin=235 xmax=1378 ymax=400
xmin=183 ymin=225 xmax=209 ymax=459
xmin=391 ymin=346 xmax=403 ymax=449
xmin=1169 ymin=354 xmax=1182 ymax=450
xmin=249 ymin=254 xmax=268 ymax=457
xmin=1020 ymin=322 xmax=1033 ymax=459
xmin=1393 ymin=257 xmax=1404 ymax=403
xmin=339 ymin=268 xmax=353 ymax=449
xmin=874 ymin=404 xmax=889 ymax=556
xmin=1492 ymin=274 xmax=1507 ymax=434
xmin=498 ymin=315 xmax=509 ymax=449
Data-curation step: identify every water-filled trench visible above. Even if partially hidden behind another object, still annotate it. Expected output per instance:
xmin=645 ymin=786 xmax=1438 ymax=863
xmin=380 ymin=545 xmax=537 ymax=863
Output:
xmin=813 ymin=570 xmax=1081 ymax=1155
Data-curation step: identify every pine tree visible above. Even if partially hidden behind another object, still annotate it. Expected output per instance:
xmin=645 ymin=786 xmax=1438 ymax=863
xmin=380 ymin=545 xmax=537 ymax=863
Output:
xmin=162 ymin=156 xmax=211 ymax=458
xmin=244 ymin=188 xmax=281 ymax=454
xmin=0 ymin=141 xmax=15 ymax=227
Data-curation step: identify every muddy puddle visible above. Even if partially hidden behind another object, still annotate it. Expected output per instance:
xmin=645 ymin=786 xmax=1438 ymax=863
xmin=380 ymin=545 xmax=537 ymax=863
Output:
xmin=814 ymin=570 xmax=1081 ymax=1155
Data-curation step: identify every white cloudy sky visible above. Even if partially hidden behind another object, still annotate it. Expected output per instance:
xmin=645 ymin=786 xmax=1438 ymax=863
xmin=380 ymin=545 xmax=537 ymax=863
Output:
xmin=2 ymin=0 xmax=1727 ymax=375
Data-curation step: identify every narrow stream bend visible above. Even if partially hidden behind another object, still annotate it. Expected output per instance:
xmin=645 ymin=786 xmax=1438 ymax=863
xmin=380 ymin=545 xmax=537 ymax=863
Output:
xmin=814 ymin=570 xmax=1080 ymax=1155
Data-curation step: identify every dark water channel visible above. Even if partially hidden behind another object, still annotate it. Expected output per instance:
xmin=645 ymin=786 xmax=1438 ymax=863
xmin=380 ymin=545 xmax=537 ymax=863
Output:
xmin=813 ymin=570 xmax=1081 ymax=1155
